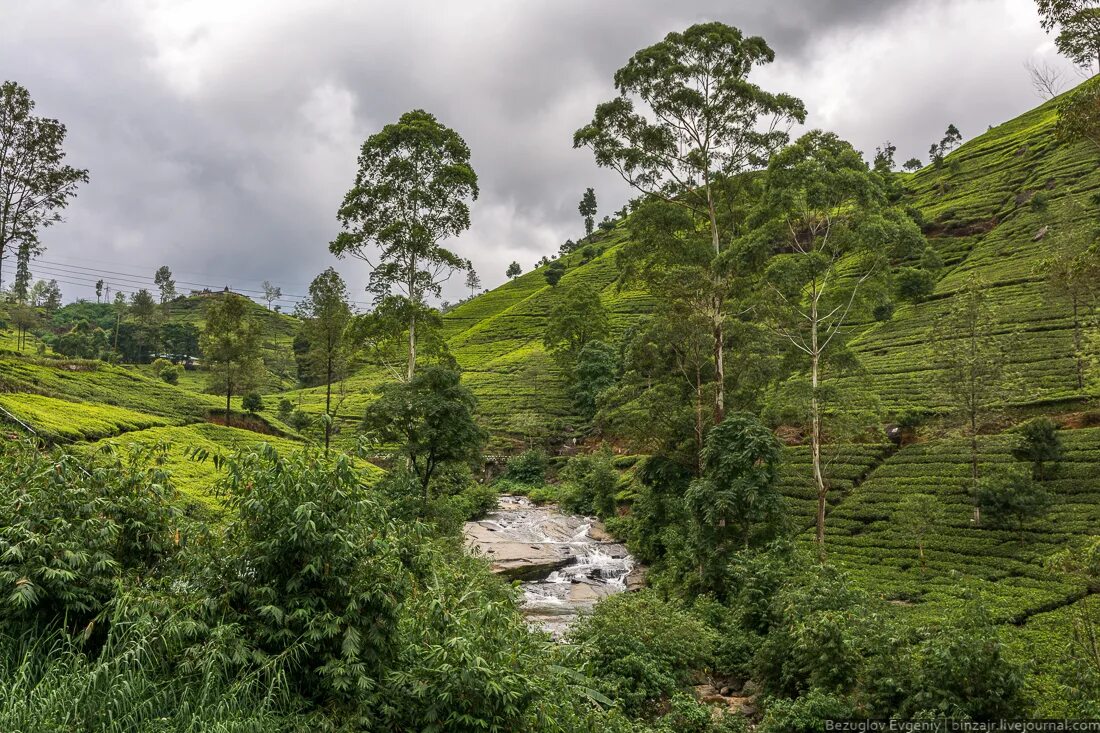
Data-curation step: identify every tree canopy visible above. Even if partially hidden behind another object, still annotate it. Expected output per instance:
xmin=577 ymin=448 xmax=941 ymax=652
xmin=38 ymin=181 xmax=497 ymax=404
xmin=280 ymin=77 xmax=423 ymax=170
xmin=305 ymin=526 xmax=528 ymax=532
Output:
xmin=332 ymin=109 xmax=477 ymax=380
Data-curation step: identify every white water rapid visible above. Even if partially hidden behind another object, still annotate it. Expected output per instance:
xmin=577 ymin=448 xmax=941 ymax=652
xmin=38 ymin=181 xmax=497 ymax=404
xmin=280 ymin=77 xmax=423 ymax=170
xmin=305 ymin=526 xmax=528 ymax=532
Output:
xmin=464 ymin=495 xmax=642 ymax=636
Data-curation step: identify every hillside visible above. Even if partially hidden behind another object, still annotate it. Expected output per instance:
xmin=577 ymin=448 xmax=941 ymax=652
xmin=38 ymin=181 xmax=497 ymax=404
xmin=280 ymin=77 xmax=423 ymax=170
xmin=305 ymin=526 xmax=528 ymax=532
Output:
xmin=0 ymin=293 xmax=325 ymax=512
xmin=290 ymin=90 xmax=1097 ymax=450
xmin=273 ymin=87 xmax=1100 ymax=678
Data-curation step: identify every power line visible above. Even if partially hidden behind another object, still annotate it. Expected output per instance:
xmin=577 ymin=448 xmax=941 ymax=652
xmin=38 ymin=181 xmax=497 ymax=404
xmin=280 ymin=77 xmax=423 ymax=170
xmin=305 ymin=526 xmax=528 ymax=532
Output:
xmin=29 ymin=257 xmax=374 ymax=308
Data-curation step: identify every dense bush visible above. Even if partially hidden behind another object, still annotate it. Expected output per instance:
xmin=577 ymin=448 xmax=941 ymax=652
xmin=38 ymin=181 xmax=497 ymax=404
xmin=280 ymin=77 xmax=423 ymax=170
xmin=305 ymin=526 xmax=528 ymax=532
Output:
xmin=757 ymin=689 xmax=853 ymax=733
xmin=649 ymin=693 xmax=748 ymax=733
xmin=973 ymin=466 xmax=1050 ymax=528
xmin=505 ymin=448 xmax=549 ymax=485
xmin=241 ymin=391 xmax=263 ymax=415
xmin=900 ymin=604 xmax=1024 ymax=718
xmin=1011 ymin=417 xmax=1062 ymax=480
xmin=894 ymin=267 xmax=936 ymax=301
xmin=685 ymin=413 xmax=784 ymax=596
xmin=159 ymin=364 xmax=180 ymax=384
xmin=190 ymin=445 xmax=411 ymax=712
xmin=559 ymin=448 xmax=618 ymax=517
xmin=0 ymin=440 xmax=177 ymax=628
xmin=568 ymin=591 xmax=716 ymax=716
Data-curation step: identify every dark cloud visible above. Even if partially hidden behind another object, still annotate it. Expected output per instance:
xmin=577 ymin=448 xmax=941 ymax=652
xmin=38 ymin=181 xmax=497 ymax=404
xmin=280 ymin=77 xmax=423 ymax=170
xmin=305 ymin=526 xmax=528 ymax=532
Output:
xmin=0 ymin=0 xmax=1062 ymax=307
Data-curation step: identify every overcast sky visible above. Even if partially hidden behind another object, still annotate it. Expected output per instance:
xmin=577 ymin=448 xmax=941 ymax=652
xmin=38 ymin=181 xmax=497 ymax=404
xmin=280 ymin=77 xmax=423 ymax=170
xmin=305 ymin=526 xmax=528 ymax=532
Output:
xmin=0 ymin=0 xmax=1078 ymax=309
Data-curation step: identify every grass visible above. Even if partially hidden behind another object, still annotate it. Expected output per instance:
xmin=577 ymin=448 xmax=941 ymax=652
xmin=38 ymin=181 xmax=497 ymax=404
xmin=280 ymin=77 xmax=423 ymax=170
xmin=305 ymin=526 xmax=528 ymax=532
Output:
xmin=86 ymin=422 xmax=383 ymax=513
xmin=0 ymin=354 xmax=219 ymax=421
xmin=816 ymin=428 xmax=1100 ymax=622
xmin=0 ymin=393 xmax=175 ymax=442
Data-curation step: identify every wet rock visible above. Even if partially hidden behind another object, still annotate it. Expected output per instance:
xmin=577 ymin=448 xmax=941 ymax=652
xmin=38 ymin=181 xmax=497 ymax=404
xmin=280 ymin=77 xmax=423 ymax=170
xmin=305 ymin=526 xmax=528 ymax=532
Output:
xmin=464 ymin=496 xmax=641 ymax=635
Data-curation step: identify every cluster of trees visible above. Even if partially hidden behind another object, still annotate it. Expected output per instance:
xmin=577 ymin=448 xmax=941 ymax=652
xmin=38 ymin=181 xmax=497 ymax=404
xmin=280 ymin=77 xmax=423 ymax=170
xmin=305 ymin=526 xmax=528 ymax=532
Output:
xmin=0 ymin=438 xmax=640 ymax=731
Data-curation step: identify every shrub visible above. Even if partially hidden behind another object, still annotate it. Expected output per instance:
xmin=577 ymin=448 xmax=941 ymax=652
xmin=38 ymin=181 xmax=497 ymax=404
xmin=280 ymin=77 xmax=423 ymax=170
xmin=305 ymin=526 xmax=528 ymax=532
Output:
xmin=429 ymin=460 xmax=475 ymax=497
xmin=973 ymin=467 xmax=1050 ymax=528
xmin=191 ymin=446 xmax=410 ymax=709
xmin=288 ymin=409 xmax=312 ymax=432
xmin=504 ymin=449 xmax=548 ymax=485
xmin=544 ymin=260 xmax=566 ymax=287
xmin=1030 ymin=190 xmax=1050 ymax=212
xmin=894 ymin=267 xmax=936 ymax=301
xmin=757 ymin=689 xmax=853 ymax=733
xmin=150 ymin=358 xmax=173 ymax=376
xmin=559 ymin=449 xmax=618 ymax=518
xmin=276 ymin=398 xmax=294 ymax=421
xmin=0 ymin=440 xmax=177 ymax=627
xmin=753 ymin=564 xmax=885 ymax=697
xmin=1011 ymin=417 xmax=1062 ymax=480
xmin=159 ymin=364 xmax=180 ymax=384
xmin=457 ymin=483 xmax=499 ymax=520
xmin=873 ymin=301 xmax=895 ymax=322
xmin=900 ymin=604 xmax=1023 ymax=719
xmin=920 ymin=246 xmax=944 ymax=272
xmin=572 ymin=339 xmax=618 ymax=420
xmin=241 ymin=391 xmax=263 ymax=415
xmin=651 ymin=693 xmax=748 ymax=733
xmin=568 ymin=591 xmax=716 ymax=716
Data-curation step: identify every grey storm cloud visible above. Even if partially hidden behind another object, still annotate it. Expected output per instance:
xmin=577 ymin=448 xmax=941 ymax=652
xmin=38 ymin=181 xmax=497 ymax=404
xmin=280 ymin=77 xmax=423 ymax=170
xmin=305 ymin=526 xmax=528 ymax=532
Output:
xmin=0 ymin=0 xmax=1067 ymax=307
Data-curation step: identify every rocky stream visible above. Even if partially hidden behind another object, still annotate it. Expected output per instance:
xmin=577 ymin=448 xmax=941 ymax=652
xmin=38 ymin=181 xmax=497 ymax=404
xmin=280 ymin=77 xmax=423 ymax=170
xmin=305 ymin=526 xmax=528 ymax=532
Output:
xmin=464 ymin=495 xmax=644 ymax=636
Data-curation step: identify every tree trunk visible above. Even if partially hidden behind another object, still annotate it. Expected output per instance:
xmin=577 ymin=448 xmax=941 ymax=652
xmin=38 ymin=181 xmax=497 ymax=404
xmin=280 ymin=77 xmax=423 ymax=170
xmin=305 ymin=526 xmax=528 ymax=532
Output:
xmin=324 ymin=356 xmax=332 ymax=456
xmin=812 ymin=348 xmax=827 ymax=561
xmin=407 ymin=310 xmax=416 ymax=382
xmin=1073 ymin=297 xmax=1084 ymax=391
xmin=407 ymin=253 xmax=418 ymax=382
xmin=713 ymin=311 xmax=725 ymax=424
xmin=225 ymin=375 xmax=232 ymax=429
xmin=694 ymin=364 xmax=704 ymax=476
xmin=971 ymin=408 xmax=980 ymax=524
xmin=706 ymin=184 xmax=725 ymax=424
xmin=809 ymin=287 xmax=828 ymax=560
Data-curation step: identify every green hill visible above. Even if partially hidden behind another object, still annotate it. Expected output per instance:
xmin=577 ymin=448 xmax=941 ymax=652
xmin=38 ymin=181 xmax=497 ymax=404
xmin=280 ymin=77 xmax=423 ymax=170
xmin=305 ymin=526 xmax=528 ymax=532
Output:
xmin=275 ymin=87 xmax=1100 ymax=645
xmin=295 ymin=90 xmax=1097 ymax=450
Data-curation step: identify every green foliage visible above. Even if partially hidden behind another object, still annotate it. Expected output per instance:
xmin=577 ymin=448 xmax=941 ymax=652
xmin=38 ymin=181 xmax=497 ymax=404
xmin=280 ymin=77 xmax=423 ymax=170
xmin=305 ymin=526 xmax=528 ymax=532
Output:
xmin=200 ymin=293 xmax=264 ymax=418
xmin=544 ymin=282 xmax=609 ymax=368
xmin=159 ymin=364 xmax=180 ymax=384
xmin=935 ymin=275 xmax=1010 ymax=484
xmin=543 ymin=259 xmax=566 ymax=287
xmin=973 ymin=466 xmax=1051 ymax=528
xmin=1056 ymin=75 xmax=1100 ymax=150
xmin=649 ymin=693 xmax=748 ymax=733
xmin=568 ymin=591 xmax=716 ymax=716
xmin=757 ymin=689 xmax=853 ymax=733
xmin=0 ymin=619 xmax=299 ymax=732
xmin=276 ymin=397 xmax=294 ymax=421
xmin=0 ymin=440 xmax=176 ymax=626
xmin=1036 ymin=1 xmax=1100 ymax=71
xmin=331 ymin=108 xmax=476 ymax=380
xmin=0 ymin=81 xmax=88 ymax=300
xmin=363 ymin=366 xmax=485 ymax=499
xmin=506 ymin=261 xmax=522 ymax=279
xmin=192 ymin=445 xmax=409 ymax=710
xmin=1012 ymin=417 xmax=1063 ymax=479
xmin=901 ymin=603 xmax=1024 ymax=719
xmin=753 ymin=563 xmax=885 ymax=698
xmin=894 ymin=266 xmax=937 ymax=302
xmin=684 ymin=413 xmax=784 ymax=595
xmin=579 ymin=186 xmax=597 ymax=236
xmin=504 ymin=448 xmax=548 ymax=485
xmin=241 ymin=390 xmax=263 ymax=415
xmin=0 ymin=392 xmax=174 ymax=442
xmin=572 ymin=338 xmax=617 ymax=420
xmin=381 ymin=557 xmax=546 ymax=731
xmin=559 ymin=448 xmax=618 ymax=518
